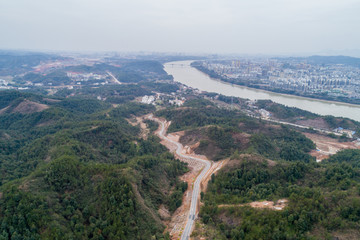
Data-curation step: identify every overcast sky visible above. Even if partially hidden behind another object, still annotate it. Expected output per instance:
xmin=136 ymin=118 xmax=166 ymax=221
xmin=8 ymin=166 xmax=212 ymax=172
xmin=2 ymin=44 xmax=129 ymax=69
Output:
xmin=1 ymin=0 xmax=359 ymax=55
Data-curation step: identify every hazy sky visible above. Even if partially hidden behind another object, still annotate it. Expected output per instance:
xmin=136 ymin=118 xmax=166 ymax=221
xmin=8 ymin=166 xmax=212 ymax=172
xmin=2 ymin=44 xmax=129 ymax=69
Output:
xmin=1 ymin=0 xmax=360 ymax=55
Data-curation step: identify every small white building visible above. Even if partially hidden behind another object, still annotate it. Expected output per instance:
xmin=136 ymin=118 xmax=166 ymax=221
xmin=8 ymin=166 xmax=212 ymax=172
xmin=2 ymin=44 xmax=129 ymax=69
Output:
xmin=259 ymin=109 xmax=271 ymax=119
xmin=169 ymin=99 xmax=185 ymax=106
xmin=141 ymin=95 xmax=155 ymax=104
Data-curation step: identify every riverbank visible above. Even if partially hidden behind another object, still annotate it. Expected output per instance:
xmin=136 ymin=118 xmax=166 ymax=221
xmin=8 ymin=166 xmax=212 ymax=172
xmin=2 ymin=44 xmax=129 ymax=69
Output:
xmin=192 ymin=63 xmax=360 ymax=107
xmin=164 ymin=60 xmax=360 ymax=122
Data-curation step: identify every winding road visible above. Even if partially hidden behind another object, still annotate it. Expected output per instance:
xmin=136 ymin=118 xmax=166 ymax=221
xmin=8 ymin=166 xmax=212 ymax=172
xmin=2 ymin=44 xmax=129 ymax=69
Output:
xmin=148 ymin=115 xmax=211 ymax=240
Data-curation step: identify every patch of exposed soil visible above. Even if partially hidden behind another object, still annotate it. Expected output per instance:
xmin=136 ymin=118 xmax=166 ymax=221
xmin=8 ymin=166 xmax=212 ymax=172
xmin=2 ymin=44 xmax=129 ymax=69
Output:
xmin=1 ymin=132 xmax=11 ymax=140
xmin=179 ymin=127 xmax=252 ymax=160
xmin=126 ymin=116 xmax=150 ymax=139
xmin=218 ymin=211 xmax=242 ymax=226
xmin=219 ymin=199 xmax=288 ymax=211
xmin=169 ymin=129 xmax=219 ymax=160
xmin=328 ymin=230 xmax=360 ymax=240
xmin=178 ymin=127 xmax=223 ymax=159
xmin=36 ymin=120 xmax=54 ymax=127
xmin=91 ymin=174 xmax=104 ymax=182
xmin=304 ymin=133 xmax=360 ymax=162
xmin=201 ymin=159 xmax=228 ymax=192
xmin=0 ymin=106 xmax=9 ymax=114
xmin=44 ymin=155 xmax=51 ymax=163
xmin=232 ymin=132 xmax=251 ymax=150
xmin=223 ymin=154 xmax=276 ymax=172
xmin=158 ymin=204 xmax=171 ymax=221
xmin=250 ymin=199 xmax=288 ymax=210
xmin=131 ymin=183 xmax=163 ymax=226
xmin=12 ymin=100 xmax=49 ymax=114
xmin=195 ymin=141 xmax=222 ymax=160
xmin=295 ymin=118 xmax=329 ymax=130
xmin=311 ymin=227 xmax=360 ymax=240
xmin=179 ymin=128 xmax=207 ymax=146
xmin=43 ymin=98 xmax=61 ymax=103
xmin=18 ymin=180 xmax=36 ymax=192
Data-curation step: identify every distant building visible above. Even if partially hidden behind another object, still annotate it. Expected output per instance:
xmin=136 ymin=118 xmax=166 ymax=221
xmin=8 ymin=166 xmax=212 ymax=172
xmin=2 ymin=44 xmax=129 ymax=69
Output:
xmin=141 ymin=95 xmax=155 ymax=104
xmin=333 ymin=127 xmax=355 ymax=138
xmin=169 ymin=99 xmax=185 ymax=106
xmin=0 ymin=79 xmax=9 ymax=86
xmin=259 ymin=109 xmax=271 ymax=119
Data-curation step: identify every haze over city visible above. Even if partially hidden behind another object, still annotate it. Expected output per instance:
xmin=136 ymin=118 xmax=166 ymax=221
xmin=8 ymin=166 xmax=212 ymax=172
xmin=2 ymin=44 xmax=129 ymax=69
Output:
xmin=1 ymin=0 xmax=360 ymax=55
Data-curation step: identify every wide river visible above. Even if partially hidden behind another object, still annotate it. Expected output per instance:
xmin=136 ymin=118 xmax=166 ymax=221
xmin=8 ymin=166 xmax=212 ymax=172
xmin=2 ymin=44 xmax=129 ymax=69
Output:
xmin=164 ymin=60 xmax=360 ymax=122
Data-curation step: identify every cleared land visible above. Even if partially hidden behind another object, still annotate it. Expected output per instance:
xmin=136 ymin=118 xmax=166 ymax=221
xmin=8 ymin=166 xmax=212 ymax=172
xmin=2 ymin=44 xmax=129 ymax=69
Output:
xmin=219 ymin=199 xmax=288 ymax=211
xmin=304 ymin=133 xmax=360 ymax=161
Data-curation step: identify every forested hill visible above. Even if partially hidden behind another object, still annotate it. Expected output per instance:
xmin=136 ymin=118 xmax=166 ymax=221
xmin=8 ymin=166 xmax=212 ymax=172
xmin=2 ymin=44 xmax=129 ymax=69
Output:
xmin=1 ymin=90 xmax=360 ymax=239
xmin=0 ymin=52 xmax=65 ymax=75
xmin=156 ymin=99 xmax=315 ymax=161
xmin=0 ymin=90 xmax=186 ymax=239
xmin=155 ymin=99 xmax=360 ymax=239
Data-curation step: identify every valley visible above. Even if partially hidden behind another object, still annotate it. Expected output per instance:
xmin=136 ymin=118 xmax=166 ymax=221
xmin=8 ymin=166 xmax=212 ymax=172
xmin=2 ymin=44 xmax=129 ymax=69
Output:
xmin=1 ymin=52 xmax=360 ymax=240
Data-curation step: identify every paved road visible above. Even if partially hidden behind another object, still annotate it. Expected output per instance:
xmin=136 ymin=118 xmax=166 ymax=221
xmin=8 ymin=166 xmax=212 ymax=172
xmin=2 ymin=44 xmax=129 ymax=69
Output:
xmin=149 ymin=115 xmax=211 ymax=240
xmin=106 ymin=71 xmax=122 ymax=85
xmin=261 ymin=117 xmax=343 ymax=136
xmin=246 ymin=113 xmax=343 ymax=137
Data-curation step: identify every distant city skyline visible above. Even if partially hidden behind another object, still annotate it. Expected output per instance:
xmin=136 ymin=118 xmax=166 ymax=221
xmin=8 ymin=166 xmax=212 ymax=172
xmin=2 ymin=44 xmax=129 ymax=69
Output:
xmin=1 ymin=0 xmax=360 ymax=56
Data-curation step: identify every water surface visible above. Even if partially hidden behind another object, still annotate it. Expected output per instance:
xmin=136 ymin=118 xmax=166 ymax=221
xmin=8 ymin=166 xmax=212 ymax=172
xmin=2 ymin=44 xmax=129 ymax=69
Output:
xmin=164 ymin=60 xmax=360 ymax=122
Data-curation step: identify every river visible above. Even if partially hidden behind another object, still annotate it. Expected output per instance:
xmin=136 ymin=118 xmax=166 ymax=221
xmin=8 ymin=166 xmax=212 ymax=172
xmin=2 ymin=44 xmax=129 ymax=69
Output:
xmin=164 ymin=60 xmax=360 ymax=122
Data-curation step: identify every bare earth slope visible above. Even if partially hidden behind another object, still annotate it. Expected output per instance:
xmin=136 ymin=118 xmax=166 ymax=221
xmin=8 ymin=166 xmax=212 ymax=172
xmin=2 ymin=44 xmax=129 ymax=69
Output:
xmin=0 ymin=99 xmax=49 ymax=115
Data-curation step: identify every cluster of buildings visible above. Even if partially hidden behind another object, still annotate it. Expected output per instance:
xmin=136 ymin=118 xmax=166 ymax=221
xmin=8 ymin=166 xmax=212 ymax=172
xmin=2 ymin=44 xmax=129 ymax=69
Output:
xmin=66 ymin=72 xmax=106 ymax=82
xmin=333 ymin=127 xmax=356 ymax=138
xmin=141 ymin=93 xmax=185 ymax=106
xmin=0 ymin=79 xmax=9 ymax=86
xmin=0 ymin=79 xmax=11 ymax=89
xmin=141 ymin=95 xmax=156 ymax=104
xmin=200 ymin=59 xmax=360 ymax=99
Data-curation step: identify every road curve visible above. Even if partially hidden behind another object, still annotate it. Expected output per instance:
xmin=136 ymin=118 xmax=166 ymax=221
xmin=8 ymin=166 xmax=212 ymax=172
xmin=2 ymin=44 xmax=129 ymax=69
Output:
xmin=148 ymin=115 xmax=211 ymax=240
